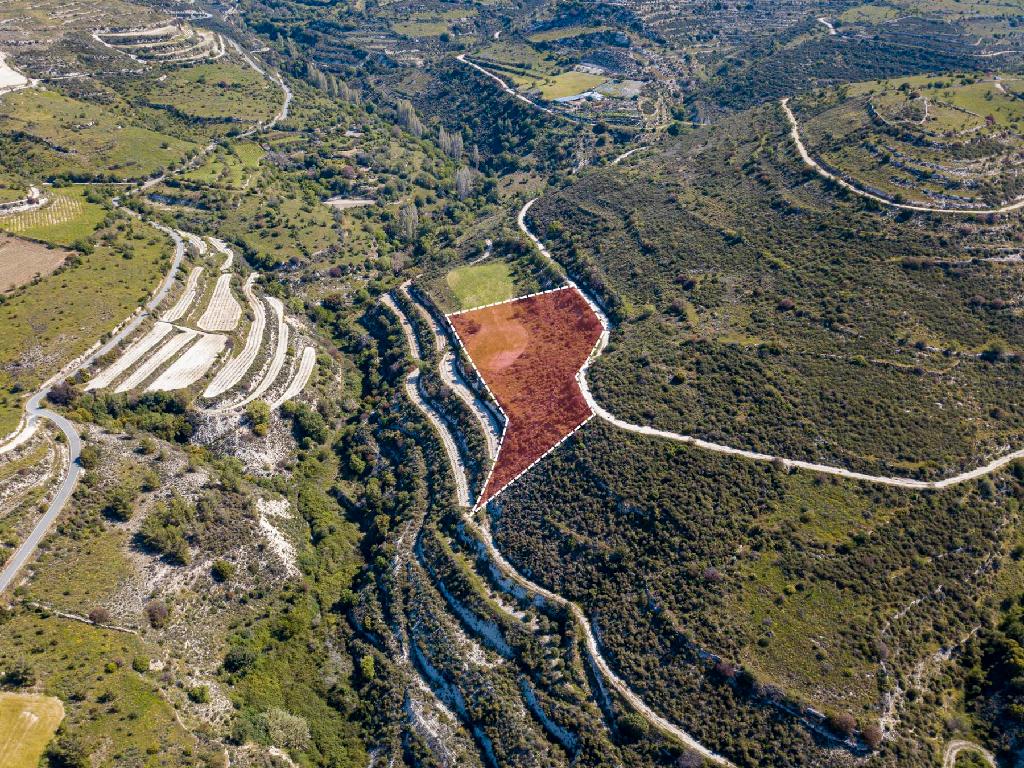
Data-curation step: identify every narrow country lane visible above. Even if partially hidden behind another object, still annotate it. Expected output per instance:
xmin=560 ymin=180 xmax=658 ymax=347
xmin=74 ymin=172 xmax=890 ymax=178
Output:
xmin=0 ymin=42 xmax=291 ymax=595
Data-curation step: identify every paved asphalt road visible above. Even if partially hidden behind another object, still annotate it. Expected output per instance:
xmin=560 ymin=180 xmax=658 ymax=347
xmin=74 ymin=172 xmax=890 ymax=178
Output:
xmin=0 ymin=227 xmax=184 ymax=595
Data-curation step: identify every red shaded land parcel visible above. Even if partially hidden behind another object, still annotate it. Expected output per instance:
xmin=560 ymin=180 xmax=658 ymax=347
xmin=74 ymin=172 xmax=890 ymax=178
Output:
xmin=449 ymin=286 xmax=604 ymax=507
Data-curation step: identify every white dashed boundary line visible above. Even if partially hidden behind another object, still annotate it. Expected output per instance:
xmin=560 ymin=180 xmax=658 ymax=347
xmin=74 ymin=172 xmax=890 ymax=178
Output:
xmin=445 ymin=283 xmax=604 ymax=510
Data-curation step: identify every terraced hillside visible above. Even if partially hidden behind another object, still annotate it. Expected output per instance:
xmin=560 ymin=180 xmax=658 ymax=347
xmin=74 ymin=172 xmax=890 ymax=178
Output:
xmin=793 ymin=73 xmax=1024 ymax=210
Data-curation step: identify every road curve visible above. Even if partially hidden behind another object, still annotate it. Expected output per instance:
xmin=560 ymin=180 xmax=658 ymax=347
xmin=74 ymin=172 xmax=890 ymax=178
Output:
xmin=942 ymin=739 xmax=996 ymax=768
xmin=384 ymin=288 xmax=735 ymax=766
xmin=517 ymin=197 xmax=1024 ymax=490
xmin=456 ymin=54 xmax=582 ymax=124
xmin=0 ymin=227 xmax=185 ymax=596
xmin=0 ymin=44 xmax=293 ymax=593
xmin=781 ymin=97 xmax=1024 ymax=215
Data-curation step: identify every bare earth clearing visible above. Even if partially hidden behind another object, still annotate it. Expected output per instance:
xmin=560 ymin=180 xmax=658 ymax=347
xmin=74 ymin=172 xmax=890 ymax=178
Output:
xmin=323 ymin=196 xmax=375 ymax=210
xmin=0 ymin=235 xmax=67 ymax=292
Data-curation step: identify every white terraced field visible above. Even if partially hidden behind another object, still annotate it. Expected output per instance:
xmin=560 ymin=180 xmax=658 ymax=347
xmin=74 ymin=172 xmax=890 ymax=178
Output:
xmin=231 ymin=296 xmax=287 ymax=409
xmin=162 ymin=266 xmax=203 ymax=323
xmin=85 ymin=321 xmax=174 ymax=391
xmin=203 ymin=274 xmax=265 ymax=399
xmin=115 ymin=329 xmax=198 ymax=392
xmin=147 ymin=332 xmax=226 ymax=391
xmin=197 ymin=273 xmax=241 ymax=331
xmin=0 ymin=195 xmax=81 ymax=234
xmin=270 ymin=346 xmax=316 ymax=409
xmin=209 ymin=237 xmax=233 ymax=271
xmin=95 ymin=24 xmax=225 ymax=64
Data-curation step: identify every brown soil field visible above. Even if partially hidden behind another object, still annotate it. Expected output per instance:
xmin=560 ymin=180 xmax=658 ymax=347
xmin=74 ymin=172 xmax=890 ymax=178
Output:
xmin=0 ymin=234 xmax=68 ymax=292
xmin=449 ymin=286 xmax=604 ymax=507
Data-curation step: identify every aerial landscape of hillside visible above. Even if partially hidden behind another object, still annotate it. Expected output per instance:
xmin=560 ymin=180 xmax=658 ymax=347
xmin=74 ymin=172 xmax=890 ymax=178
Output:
xmin=2 ymin=0 xmax=1024 ymax=766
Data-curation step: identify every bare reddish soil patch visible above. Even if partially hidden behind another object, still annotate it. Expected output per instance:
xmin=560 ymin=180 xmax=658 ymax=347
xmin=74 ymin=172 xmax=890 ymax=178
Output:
xmin=0 ymin=234 xmax=67 ymax=292
xmin=449 ymin=286 xmax=604 ymax=507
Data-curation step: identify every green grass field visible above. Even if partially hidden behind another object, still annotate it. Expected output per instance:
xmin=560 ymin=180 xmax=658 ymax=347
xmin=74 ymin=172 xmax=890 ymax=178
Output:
xmin=138 ymin=64 xmax=281 ymax=124
xmin=0 ymin=90 xmax=195 ymax=181
xmin=182 ymin=142 xmax=264 ymax=188
xmin=0 ymin=215 xmax=168 ymax=434
xmin=0 ymin=611 xmax=196 ymax=766
xmin=0 ymin=187 xmax=107 ymax=246
xmin=446 ymin=261 xmax=515 ymax=309
xmin=0 ymin=692 xmax=64 ymax=768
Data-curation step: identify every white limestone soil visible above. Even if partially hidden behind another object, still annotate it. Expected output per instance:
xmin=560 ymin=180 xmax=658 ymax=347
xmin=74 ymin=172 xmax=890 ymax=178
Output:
xmin=147 ymin=332 xmax=226 ymax=392
xmin=85 ymin=321 xmax=174 ymax=391
xmin=270 ymin=346 xmax=316 ymax=409
xmin=230 ymin=297 xmax=288 ymax=409
xmin=208 ymin=237 xmax=234 ymax=271
xmin=115 ymin=329 xmax=198 ymax=392
xmin=203 ymin=274 xmax=265 ymax=399
xmin=196 ymin=273 xmax=241 ymax=332
xmin=0 ymin=52 xmax=29 ymax=91
xmin=162 ymin=267 xmax=203 ymax=323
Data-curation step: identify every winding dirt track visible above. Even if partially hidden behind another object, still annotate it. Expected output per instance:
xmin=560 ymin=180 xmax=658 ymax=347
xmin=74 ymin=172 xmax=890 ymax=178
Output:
xmin=517 ymin=198 xmax=1024 ymax=490
xmin=383 ymin=293 xmax=471 ymax=507
xmin=942 ymin=740 xmax=996 ymax=768
xmin=400 ymin=285 xmax=501 ymax=459
xmin=781 ymin=97 xmax=1024 ymax=215
xmin=383 ymin=290 xmax=735 ymax=766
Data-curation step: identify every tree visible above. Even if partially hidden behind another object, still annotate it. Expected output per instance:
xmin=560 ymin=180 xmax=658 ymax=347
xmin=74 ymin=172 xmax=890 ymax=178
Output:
xmin=145 ymin=599 xmax=169 ymax=629
xmin=2 ymin=659 xmax=35 ymax=687
xmin=359 ymin=654 xmax=375 ymax=681
xmin=455 ymin=166 xmax=474 ymax=200
xmin=861 ymin=722 xmax=883 ymax=750
xmin=78 ymin=445 xmax=101 ymax=470
xmin=224 ymin=646 xmax=256 ymax=673
xmin=396 ymin=100 xmax=423 ymax=138
xmin=398 ymin=204 xmax=419 ymax=242
xmin=827 ymin=711 xmax=857 ymax=738
xmin=245 ymin=400 xmax=271 ymax=437
xmin=46 ymin=735 xmax=89 ymax=768
xmin=47 ymin=381 xmax=77 ymax=406
xmin=618 ymin=712 xmax=649 ymax=741
xmin=260 ymin=708 xmax=311 ymax=750
xmin=88 ymin=607 xmax=111 ymax=625
xmin=211 ymin=560 xmax=235 ymax=583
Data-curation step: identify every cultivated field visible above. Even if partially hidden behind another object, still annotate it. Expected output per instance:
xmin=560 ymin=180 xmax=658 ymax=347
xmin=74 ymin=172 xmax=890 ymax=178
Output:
xmin=115 ymin=329 xmax=197 ymax=392
xmin=0 ymin=190 xmax=105 ymax=246
xmin=85 ymin=321 xmax=174 ymax=391
xmin=449 ymin=287 xmax=603 ymax=505
xmin=203 ymin=274 xmax=265 ymax=399
xmin=162 ymin=267 xmax=203 ymax=323
xmin=147 ymin=332 xmax=226 ymax=391
xmin=0 ymin=692 xmax=63 ymax=768
xmin=196 ymin=273 xmax=241 ymax=331
xmin=0 ymin=234 xmax=67 ymax=291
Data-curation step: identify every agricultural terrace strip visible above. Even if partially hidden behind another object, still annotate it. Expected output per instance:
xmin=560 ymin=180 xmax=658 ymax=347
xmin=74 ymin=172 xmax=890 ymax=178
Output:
xmin=147 ymin=332 xmax=225 ymax=391
xmin=0 ymin=235 xmax=67 ymax=292
xmin=196 ymin=272 xmax=241 ymax=331
xmin=448 ymin=286 xmax=603 ymax=507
